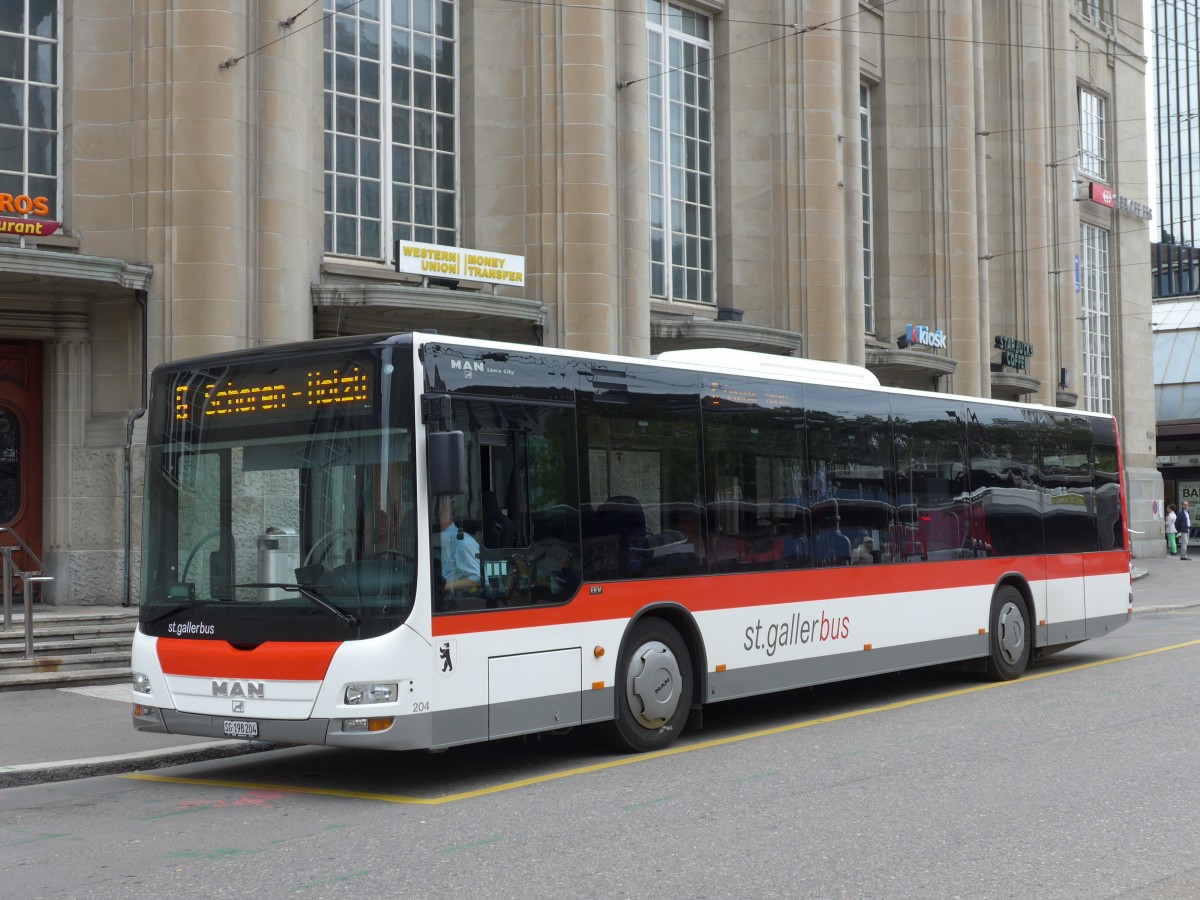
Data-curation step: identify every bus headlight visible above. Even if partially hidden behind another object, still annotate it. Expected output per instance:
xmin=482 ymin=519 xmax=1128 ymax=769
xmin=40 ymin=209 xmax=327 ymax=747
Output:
xmin=132 ymin=672 xmax=152 ymax=694
xmin=344 ymin=683 xmax=398 ymax=705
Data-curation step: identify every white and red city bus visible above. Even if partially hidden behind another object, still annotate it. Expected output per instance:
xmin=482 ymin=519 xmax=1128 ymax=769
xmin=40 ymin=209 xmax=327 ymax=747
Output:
xmin=132 ymin=333 xmax=1131 ymax=752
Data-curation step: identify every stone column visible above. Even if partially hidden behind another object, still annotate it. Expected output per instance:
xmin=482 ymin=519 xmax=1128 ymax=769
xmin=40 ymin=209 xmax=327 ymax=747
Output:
xmin=941 ymin=1 xmax=981 ymax=396
xmin=797 ymin=0 xmax=847 ymax=363
xmin=1014 ymin=0 xmax=1054 ymax=405
xmin=251 ymin=8 xmax=321 ymax=345
xmin=43 ymin=314 xmax=91 ymax=602
xmin=142 ymin=1 xmax=251 ymax=363
xmin=512 ymin=0 xmax=629 ymax=356
xmin=973 ymin=0 xmax=992 ymax=398
xmin=615 ymin=0 xmax=651 ymax=357
xmin=840 ymin=0 xmax=865 ymax=365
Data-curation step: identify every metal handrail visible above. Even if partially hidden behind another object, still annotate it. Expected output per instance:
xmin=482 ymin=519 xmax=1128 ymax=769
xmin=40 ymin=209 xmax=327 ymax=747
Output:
xmin=1 ymin=525 xmax=55 ymax=658
xmin=0 ymin=524 xmax=48 ymax=572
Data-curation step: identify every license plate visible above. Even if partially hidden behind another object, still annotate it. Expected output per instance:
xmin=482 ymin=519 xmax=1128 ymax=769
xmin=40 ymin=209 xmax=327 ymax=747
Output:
xmin=223 ymin=720 xmax=258 ymax=738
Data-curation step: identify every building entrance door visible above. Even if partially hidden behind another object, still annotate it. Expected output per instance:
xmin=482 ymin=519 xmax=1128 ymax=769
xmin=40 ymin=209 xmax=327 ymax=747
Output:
xmin=0 ymin=341 xmax=44 ymax=582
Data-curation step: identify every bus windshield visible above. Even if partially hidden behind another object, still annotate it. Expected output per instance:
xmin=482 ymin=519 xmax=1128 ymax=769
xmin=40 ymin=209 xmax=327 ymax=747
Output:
xmin=139 ymin=344 xmax=417 ymax=642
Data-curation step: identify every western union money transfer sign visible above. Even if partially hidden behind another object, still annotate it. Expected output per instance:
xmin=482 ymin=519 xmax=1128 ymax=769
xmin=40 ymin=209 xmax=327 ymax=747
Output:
xmin=395 ymin=240 xmax=525 ymax=287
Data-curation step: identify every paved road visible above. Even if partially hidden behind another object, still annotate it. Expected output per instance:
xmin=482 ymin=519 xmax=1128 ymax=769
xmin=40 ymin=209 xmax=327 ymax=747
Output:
xmin=2 ymin=578 xmax=1199 ymax=899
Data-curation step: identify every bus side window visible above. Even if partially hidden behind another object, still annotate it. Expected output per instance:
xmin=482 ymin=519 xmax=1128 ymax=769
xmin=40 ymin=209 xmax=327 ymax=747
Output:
xmin=702 ymin=376 xmax=811 ymax=573
xmin=578 ymin=364 xmax=704 ymax=580
xmin=805 ymin=385 xmax=892 ymax=568
xmin=435 ymin=399 xmax=581 ymax=609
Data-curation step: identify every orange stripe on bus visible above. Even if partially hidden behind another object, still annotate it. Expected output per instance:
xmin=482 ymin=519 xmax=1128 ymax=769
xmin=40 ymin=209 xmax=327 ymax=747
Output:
xmin=157 ymin=638 xmax=341 ymax=680
xmin=431 ymin=551 xmax=1130 ymax=638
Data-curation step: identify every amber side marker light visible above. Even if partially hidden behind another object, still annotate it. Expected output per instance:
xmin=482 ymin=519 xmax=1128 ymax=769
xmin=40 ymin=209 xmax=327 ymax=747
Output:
xmin=593 ymin=646 xmax=605 ymax=658
xmin=715 ymin=664 xmax=727 ymax=673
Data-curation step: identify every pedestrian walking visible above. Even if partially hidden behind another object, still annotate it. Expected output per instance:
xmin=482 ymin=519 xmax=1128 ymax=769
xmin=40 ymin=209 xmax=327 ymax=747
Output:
xmin=1166 ymin=504 xmax=1178 ymax=555
xmin=1179 ymin=500 xmax=1191 ymax=561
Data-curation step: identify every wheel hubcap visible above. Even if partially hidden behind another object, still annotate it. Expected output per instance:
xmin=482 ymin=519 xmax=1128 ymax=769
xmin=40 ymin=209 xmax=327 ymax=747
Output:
xmin=996 ymin=601 xmax=1026 ymax=665
xmin=625 ymin=640 xmax=682 ymax=729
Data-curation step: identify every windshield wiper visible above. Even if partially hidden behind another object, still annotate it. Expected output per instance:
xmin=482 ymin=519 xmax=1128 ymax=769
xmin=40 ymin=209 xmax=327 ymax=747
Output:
xmin=143 ymin=603 xmax=195 ymax=626
xmin=234 ymin=582 xmax=359 ymax=628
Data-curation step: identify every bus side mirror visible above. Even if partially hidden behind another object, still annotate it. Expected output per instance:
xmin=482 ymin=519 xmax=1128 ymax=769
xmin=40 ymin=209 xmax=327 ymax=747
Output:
xmin=428 ymin=430 xmax=466 ymax=495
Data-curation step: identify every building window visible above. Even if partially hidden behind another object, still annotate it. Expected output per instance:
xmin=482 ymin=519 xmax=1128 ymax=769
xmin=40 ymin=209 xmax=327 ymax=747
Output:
xmin=323 ymin=0 xmax=457 ymax=259
xmin=1080 ymin=222 xmax=1111 ymax=414
xmin=1078 ymin=88 xmax=1107 ymax=181
xmin=647 ymin=1 xmax=714 ymax=303
xmin=1075 ymin=0 xmax=1108 ymax=28
xmin=0 ymin=1 xmax=58 ymax=219
xmin=860 ymin=83 xmax=874 ymax=335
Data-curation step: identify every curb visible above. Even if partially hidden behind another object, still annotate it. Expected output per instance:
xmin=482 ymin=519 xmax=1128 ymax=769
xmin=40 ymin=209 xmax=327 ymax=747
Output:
xmin=1135 ymin=601 xmax=1200 ymax=614
xmin=0 ymin=740 xmax=287 ymax=789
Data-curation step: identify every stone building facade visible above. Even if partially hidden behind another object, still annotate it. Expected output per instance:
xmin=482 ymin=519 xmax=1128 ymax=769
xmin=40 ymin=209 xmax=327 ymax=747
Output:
xmin=0 ymin=0 xmax=1161 ymax=604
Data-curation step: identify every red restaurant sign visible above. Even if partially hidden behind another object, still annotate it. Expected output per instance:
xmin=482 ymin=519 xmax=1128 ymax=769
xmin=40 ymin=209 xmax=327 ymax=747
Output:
xmin=0 ymin=216 xmax=61 ymax=237
xmin=0 ymin=193 xmax=59 ymax=236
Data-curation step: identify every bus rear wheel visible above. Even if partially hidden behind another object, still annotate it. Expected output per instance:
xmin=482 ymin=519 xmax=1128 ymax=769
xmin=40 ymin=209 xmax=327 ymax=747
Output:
xmin=603 ymin=618 xmax=693 ymax=753
xmin=986 ymin=585 xmax=1030 ymax=681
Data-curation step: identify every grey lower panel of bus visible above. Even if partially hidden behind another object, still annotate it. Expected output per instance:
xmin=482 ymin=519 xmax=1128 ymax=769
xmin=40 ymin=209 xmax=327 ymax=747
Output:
xmin=1044 ymin=612 xmax=1130 ymax=648
xmin=146 ymin=708 xmax=437 ymax=752
xmin=708 ymin=633 xmax=989 ymax=703
xmin=428 ymin=687 xmax=614 ymax=750
xmin=142 ymin=688 xmax=616 ymax=752
xmin=1086 ymin=611 xmax=1131 ymax=640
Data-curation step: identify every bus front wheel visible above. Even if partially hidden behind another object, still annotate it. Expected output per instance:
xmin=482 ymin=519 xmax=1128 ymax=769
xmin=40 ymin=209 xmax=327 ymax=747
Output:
xmin=604 ymin=618 xmax=693 ymax=753
xmin=986 ymin=585 xmax=1030 ymax=681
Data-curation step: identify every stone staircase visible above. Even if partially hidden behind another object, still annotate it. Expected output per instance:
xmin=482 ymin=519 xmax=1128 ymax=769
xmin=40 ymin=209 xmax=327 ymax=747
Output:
xmin=0 ymin=606 xmax=138 ymax=691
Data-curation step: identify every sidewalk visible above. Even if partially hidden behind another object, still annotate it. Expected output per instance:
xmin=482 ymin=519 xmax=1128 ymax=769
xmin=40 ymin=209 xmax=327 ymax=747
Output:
xmin=0 ymin=555 xmax=1193 ymax=789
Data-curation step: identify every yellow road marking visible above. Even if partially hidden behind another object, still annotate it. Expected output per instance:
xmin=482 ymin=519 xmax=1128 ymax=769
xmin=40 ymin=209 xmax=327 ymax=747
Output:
xmin=124 ymin=637 xmax=1200 ymax=804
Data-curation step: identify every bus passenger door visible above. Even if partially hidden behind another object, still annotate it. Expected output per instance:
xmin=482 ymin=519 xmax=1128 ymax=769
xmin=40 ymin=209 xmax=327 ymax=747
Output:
xmin=488 ymin=648 xmax=582 ymax=740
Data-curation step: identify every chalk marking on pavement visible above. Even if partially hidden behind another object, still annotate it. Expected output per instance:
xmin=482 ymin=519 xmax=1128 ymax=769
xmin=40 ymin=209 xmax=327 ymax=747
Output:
xmin=292 ymin=870 xmax=372 ymax=892
xmin=58 ymin=684 xmax=130 ymax=702
xmin=123 ymin=637 xmax=1200 ymax=805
